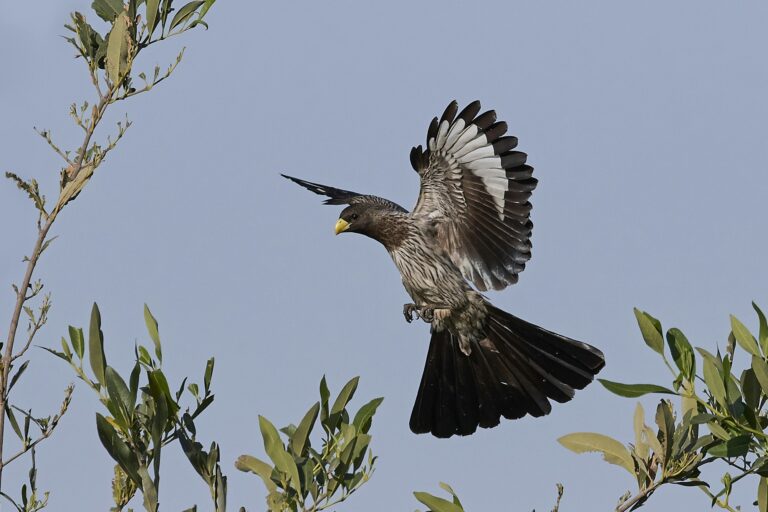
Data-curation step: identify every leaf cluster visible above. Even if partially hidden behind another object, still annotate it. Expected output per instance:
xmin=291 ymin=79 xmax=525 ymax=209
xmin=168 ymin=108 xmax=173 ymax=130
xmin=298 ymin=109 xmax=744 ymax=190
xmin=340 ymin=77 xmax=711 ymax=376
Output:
xmin=51 ymin=304 xmax=221 ymax=512
xmin=560 ymin=304 xmax=768 ymax=511
xmin=236 ymin=377 xmax=382 ymax=512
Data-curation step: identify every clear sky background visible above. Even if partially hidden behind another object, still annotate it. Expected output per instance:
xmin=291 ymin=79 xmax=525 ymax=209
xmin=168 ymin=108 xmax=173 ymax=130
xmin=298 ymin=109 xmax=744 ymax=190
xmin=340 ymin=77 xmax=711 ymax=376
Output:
xmin=2 ymin=1 xmax=768 ymax=510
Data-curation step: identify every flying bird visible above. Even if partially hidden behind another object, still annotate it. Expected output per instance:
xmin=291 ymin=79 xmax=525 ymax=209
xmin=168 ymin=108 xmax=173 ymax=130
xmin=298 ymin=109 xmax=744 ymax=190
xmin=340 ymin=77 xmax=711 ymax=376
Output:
xmin=283 ymin=100 xmax=605 ymax=438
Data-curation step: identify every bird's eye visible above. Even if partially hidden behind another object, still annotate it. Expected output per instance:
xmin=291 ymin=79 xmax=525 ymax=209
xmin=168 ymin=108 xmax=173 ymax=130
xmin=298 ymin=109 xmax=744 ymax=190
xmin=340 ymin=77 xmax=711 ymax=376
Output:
xmin=350 ymin=213 xmax=359 ymax=221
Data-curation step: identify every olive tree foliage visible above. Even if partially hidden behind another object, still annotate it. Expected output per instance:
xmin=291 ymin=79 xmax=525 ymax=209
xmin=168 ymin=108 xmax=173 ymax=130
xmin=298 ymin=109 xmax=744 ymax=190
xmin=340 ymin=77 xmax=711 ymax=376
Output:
xmin=53 ymin=303 xmax=223 ymax=512
xmin=2 ymin=0 xmax=214 ymax=509
xmin=559 ymin=304 xmax=768 ymax=512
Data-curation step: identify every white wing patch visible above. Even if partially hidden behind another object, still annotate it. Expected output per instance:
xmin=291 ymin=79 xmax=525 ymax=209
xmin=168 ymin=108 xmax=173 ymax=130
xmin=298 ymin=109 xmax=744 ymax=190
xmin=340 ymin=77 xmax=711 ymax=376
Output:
xmin=430 ymin=129 xmax=507 ymax=221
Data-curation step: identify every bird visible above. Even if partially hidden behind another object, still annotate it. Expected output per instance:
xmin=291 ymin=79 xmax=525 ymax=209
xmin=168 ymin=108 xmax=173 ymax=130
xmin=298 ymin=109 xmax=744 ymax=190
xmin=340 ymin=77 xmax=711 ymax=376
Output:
xmin=283 ymin=100 xmax=605 ymax=438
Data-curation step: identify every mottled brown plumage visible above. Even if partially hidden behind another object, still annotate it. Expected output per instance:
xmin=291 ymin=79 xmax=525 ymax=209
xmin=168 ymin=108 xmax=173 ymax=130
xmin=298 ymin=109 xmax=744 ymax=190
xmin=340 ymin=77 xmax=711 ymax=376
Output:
xmin=283 ymin=100 xmax=605 ymax=438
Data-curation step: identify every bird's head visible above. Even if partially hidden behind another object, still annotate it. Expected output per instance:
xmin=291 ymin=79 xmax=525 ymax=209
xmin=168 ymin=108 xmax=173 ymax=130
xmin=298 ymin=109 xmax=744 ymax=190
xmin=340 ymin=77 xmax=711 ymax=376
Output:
xmin=335 ymin=204 xmax=375 ymax=236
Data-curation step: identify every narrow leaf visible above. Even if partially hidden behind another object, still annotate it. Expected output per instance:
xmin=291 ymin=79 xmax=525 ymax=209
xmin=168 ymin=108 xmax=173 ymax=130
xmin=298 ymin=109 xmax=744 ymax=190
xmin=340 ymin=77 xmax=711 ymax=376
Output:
xmin=667 ymin=328 xmax=695 ymax=380
xmin=754 ymin=302 xmax=768 ymax=355
xmin=558 ymin=432 xmax=634 ymax=473
xmin=331 ymin=376 xmax=359 ymax=414
xmin=145 ymin=0 xmax=161 ymax=36
xmin=413 ymin=491 xmax=463 ymax=512
xmin=169 ymin=1 xmax=204 ymax=30
xmin=598 ymin=379 xmax=675 ymax=398
xmin=143 ymin=304 xmax=162 ymax=362
xmin=634 ymin=308 xmax=664 ymax=356
xmin=731 ymin=315 xmax=760 ymax=357
xmin=290 ymin=402 xmax=319 ymax=457
xmin=353 ymin=397 xmax=384 ymax=433
xmin=88 ymin=303 xmax=107 ymax=386
xmin=258 ymin=416 xmax=301 ymax=494
xmin=92 ymin=0 xmax=123 ymax=21
xmin=68 ymin=326 xmax=85 ymax=360
xmin=702 ymin=357 xmax=727 ymax=408
xmin=754 ymin=356 xmax=768 ymax=395
xmin=707 ymin=435 xmax=751 ymax=458
xmin=106 ymin=10 xmax=132 ymax=84
xmin=235 ymin=455 xmax=276 ymax=492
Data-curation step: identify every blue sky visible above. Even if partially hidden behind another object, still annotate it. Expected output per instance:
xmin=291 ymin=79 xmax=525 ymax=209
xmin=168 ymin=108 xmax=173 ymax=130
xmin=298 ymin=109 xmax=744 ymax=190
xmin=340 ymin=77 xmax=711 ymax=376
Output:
xmin=2 ymin=1 xmax=768 ymax=510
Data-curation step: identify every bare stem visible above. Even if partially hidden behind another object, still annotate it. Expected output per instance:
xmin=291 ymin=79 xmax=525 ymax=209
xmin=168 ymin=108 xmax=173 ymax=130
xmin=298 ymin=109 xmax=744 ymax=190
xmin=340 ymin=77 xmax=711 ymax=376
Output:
xmin=0 ymin=78 xmax=114 ymax=489
xmin=616 ymin=481 xmax=663 ymax=512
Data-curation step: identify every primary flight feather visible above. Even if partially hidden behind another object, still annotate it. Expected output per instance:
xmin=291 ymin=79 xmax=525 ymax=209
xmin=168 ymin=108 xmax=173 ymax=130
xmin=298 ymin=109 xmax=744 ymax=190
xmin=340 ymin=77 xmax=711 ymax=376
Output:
xmin=283 ymin=100 xmax=605 ymax=438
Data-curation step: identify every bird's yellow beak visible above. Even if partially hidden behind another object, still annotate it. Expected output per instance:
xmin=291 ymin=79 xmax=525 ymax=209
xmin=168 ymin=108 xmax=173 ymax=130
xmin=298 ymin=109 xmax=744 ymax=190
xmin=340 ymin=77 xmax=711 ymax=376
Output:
xmin=334 ymin=218 xmax=350 ymax=235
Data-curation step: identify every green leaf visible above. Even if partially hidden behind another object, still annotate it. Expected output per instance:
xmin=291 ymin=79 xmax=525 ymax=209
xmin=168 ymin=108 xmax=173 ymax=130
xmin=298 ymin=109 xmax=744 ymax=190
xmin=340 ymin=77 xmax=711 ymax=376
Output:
xmin=147 ymin=369 xmax=180 ymax=416
xmin=92 ymin=0 xmax=123 ymax=21
xmin=145 ymin=0 xmax=161 ymax=36
xmin=8 ymin=360 xmax=30 ymax=393
xmin=558 ymin=432 xmax=634 ymax=473
xmin=598 ymin=379 xmax=675 ymax=398
xmin=106 ymin=10 xmax=133 ymax=85
xmin=5 ymin=406 xmax=23 ymax=441
xmin=96 ymin=413 xmax=141 ymax=487
xmin=634 ymin=308 xmax=664 ymax=356
xmin=105 ymin=366 xmax=133 ymax=429
xmin=204 ymin=357 xmax=214 ymax=393
xmin=439 ymin=482 xmax=463 ymax=507
xmin=235 ymin=455 xmax=276 ymax=492
xmin=319 ymin=375 xmax=330 ymax=423
xmin=151 ymin=388 xmax=168 ymax=485
xmin=702 ymin=357 xmax=727 ymax=408
xmin=353 ymin=397 xmax=384 ymax=433
xmin=667 ymin=328 xmax=695 ymax=380
xmin=258 ymin=416 xmax=301 ymax=494
xmin=754 ymin=303 xmax=768 ymax=355
xmin=290 ymin=402 xmax=319 ymax=457
xmin=633 ymin=403 xmax=649 ymax=460
xmin=169 ymin=1 xmax=204 ymax=30
xmin=137 ymin=345 xmax=152 ymax=366
xmin=759 ymin=476 xmax=768 ymax=512
xmin=331 ymin=376 xmax=359 ymax=415
xmin=754 ymin=356 xmax=768 ymax=395
xmin=655 ymin=400 xmax=675 ymax=463
xmin=138 ymin=466 xmax=159 ymax=512
xmin=89 ymin=303 xmax=107 ymax=386
xmin=731 ymin=315 xmax=760 ymax=357
xmin=68 ymin=326 xmax=85 ymax=360
xmin=143 ymin=304 xmax=162 ymax=363
xmin=707 ymin=435 xmax=751 ymax=458
xmin=741 ymin=368 xmax=761 ymax=410
xmin=413 ymin=491 xmax=464 ymax=512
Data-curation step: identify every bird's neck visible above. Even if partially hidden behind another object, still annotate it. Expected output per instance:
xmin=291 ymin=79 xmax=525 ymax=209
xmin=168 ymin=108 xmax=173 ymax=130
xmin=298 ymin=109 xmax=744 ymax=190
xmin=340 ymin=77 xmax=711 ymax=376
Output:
xmin=365 ymin=213 xmax=411 ymax=251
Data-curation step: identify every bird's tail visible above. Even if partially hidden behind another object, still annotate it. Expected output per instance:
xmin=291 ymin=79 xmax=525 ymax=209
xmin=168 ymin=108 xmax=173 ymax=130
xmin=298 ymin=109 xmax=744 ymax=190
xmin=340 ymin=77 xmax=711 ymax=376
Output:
xmin=409 ymin=303 xmax=605 ymax=438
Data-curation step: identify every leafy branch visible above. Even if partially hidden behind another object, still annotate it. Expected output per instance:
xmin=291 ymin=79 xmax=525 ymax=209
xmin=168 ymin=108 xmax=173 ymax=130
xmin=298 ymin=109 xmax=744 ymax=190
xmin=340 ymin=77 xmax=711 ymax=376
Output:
xmin=2 ymin=0 xmax=216 ymax=504
xmin=560 ymin=303 xmax=768 ymax=511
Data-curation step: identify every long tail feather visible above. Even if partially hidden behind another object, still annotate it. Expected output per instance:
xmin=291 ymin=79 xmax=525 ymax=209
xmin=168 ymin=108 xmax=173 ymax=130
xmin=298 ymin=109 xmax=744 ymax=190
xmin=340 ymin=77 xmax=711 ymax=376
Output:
xmin=409 ymin=304 xmax=605 ymax=438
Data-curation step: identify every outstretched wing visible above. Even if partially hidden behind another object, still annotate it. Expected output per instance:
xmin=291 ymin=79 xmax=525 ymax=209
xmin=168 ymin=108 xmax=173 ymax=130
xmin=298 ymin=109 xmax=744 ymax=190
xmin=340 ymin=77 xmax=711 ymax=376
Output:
xmin=410 ymin=101 xmax=537 ymax=291
xmin=282 ymin=174 xmax=406 ymax=211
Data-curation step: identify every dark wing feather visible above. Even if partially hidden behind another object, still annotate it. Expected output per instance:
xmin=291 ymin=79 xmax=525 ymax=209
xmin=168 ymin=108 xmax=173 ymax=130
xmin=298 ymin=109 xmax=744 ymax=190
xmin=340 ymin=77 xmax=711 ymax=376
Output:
xmin=409 ymin=101 xmax=538 ymax=291
xmin=282 ymin=174 xmax=406 ymax=211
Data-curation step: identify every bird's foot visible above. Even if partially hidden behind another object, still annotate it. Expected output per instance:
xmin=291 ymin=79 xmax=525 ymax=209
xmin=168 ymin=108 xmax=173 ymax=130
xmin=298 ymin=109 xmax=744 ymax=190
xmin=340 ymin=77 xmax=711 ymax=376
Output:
xmin=417 ymin=305 xmax=451 ymax=324
xmin=403 ymin=303 xmax=420 ymax=323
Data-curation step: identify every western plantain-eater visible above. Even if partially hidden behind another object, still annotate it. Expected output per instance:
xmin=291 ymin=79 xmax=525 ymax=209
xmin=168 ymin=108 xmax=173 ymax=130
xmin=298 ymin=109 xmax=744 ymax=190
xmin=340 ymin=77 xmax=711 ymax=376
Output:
xmin=284 ymin=100 xmax=605 ymax=438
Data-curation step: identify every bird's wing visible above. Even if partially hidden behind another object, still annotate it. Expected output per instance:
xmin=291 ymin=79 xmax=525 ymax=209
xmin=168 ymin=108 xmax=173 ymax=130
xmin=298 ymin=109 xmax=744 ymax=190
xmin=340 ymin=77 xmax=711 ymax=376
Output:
xmin=282 ymin=174 xmax=406 ymax=211
xmin=410 ymin=101 xmax=537 ymax=291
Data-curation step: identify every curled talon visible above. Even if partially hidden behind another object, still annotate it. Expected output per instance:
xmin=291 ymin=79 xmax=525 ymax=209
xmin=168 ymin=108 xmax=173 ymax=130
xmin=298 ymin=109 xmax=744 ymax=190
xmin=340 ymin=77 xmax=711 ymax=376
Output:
xmin=403 ymin=303 xmax=420 ymax=323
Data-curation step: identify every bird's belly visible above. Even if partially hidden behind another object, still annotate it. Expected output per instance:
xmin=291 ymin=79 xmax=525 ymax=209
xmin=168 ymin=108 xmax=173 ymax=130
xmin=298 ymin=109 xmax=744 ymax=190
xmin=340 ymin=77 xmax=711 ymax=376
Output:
xmin=389 ymin=244 xmax=466 ymax=307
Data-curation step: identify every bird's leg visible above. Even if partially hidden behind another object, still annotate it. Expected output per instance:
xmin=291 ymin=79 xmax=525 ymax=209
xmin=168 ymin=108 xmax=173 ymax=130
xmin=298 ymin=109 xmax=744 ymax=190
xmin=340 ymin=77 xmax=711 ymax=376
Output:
xmin=403 ymin=303 xmax=421 ymax=323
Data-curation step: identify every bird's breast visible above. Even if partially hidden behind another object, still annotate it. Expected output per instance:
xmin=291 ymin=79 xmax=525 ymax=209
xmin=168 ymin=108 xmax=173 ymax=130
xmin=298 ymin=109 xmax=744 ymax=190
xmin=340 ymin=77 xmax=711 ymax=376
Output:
xmin=388 ymin=235 xmax=468 ymax=307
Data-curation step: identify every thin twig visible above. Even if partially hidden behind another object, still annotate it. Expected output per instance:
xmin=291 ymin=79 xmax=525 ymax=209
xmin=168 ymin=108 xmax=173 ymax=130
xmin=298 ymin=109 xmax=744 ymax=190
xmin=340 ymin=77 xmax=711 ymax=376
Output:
xmin=1 ymin=385 xmax=73 ymax=468
xmin=616 ymin=480 xmax=663 ymax=512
